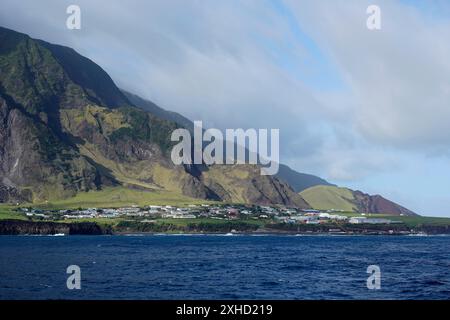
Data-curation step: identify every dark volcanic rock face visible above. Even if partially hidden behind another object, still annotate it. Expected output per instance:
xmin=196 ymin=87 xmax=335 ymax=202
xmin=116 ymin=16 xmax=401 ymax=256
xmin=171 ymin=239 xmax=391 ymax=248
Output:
xmin=0 ymin=185 xmax=32 ymax=203
xmin=248 ymin=175 xmax=310 ymax=208
xmin=0 ymin=219 xmax=109 ymax=235
xmin=0 ymin=28 xmax=120 ymax=201
xmin=353 ymin=191 xmax=417 ymax=216
xmin=0 ymin=96 xmax=106 ymax=201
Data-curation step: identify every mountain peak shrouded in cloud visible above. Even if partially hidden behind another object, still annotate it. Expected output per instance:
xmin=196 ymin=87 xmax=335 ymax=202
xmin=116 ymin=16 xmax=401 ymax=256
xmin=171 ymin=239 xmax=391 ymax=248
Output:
xmin=1 ymin=1 xmax=450 ymax=215
xmin=37 ymin=40 xmax=131 ymax=108
xmin=0 ymin=25 xmax=131 ymax=109
xmin=0 ymin=26 xmax=312 ymax=207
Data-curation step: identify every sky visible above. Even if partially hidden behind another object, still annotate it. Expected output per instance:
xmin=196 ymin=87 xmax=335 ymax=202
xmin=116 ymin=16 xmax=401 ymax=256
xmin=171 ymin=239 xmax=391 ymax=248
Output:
xmin=1 ymin=0 xmax=450 ymax=216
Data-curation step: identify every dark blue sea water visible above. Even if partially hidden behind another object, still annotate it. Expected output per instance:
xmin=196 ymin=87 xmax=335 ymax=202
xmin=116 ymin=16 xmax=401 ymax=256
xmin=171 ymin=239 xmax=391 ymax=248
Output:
xmin=1 ymin=235 xmax=450 ymax=300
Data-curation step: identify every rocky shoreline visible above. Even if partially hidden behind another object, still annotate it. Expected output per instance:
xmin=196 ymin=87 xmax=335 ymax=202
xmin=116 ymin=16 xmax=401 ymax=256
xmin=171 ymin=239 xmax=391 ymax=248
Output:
xmin=0 ymin=220 xmax=112 ymax=235
xmin=1 ymin=219 xmax=450 ymax=236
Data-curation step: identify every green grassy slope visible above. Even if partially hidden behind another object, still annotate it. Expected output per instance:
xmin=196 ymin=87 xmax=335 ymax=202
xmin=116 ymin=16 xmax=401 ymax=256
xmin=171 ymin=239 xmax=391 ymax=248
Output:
xmin=300 ymin=185 xmax=358 ymax=212
xmin=0 ymin=205 xmax=26 ymax=220
xmin=32 ymin=187 xmax=215 ymax=209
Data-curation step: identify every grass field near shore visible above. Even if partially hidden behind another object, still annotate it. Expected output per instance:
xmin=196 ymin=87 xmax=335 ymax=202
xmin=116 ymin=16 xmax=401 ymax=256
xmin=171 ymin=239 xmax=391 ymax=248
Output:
xmin=24 ymin=187 xmax=217 ymax=210
xmin=0 ymin=205 xmax=26 ymax=221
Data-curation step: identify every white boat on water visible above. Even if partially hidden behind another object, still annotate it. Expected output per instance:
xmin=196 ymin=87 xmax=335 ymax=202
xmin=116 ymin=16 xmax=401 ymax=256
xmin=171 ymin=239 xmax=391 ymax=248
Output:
xmin=52 ymin=233 xmax=66 ymax=236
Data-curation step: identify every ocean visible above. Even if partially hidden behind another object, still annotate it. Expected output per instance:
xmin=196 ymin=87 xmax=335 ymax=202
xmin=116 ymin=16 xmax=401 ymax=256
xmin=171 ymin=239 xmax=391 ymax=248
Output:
xmin=1 ymin=235 xmax=450 ymax=300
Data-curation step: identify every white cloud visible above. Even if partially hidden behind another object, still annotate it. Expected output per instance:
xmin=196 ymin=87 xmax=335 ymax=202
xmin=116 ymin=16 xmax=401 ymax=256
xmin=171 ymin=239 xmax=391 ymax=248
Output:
xmin=286 ymin=0 xmax=450 ymax=151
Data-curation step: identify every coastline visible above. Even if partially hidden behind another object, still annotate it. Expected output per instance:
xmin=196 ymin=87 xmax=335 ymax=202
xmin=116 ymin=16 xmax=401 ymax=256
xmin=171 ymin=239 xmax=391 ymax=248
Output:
xmin=1 ymin=219 xmax=448 ymax=236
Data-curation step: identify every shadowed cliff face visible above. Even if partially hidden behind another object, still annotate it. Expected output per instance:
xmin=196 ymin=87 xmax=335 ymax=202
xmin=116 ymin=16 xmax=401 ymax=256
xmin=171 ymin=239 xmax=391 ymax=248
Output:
xmin=0 ymin=95 xmax=106 ymax=201
xmin=0 ymin=26 xmax=309 ymax=208
xmin=352 ymin=191 xmax=417 ymax=216
xmin=0 ymin=219 xmax=110 ymax=235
